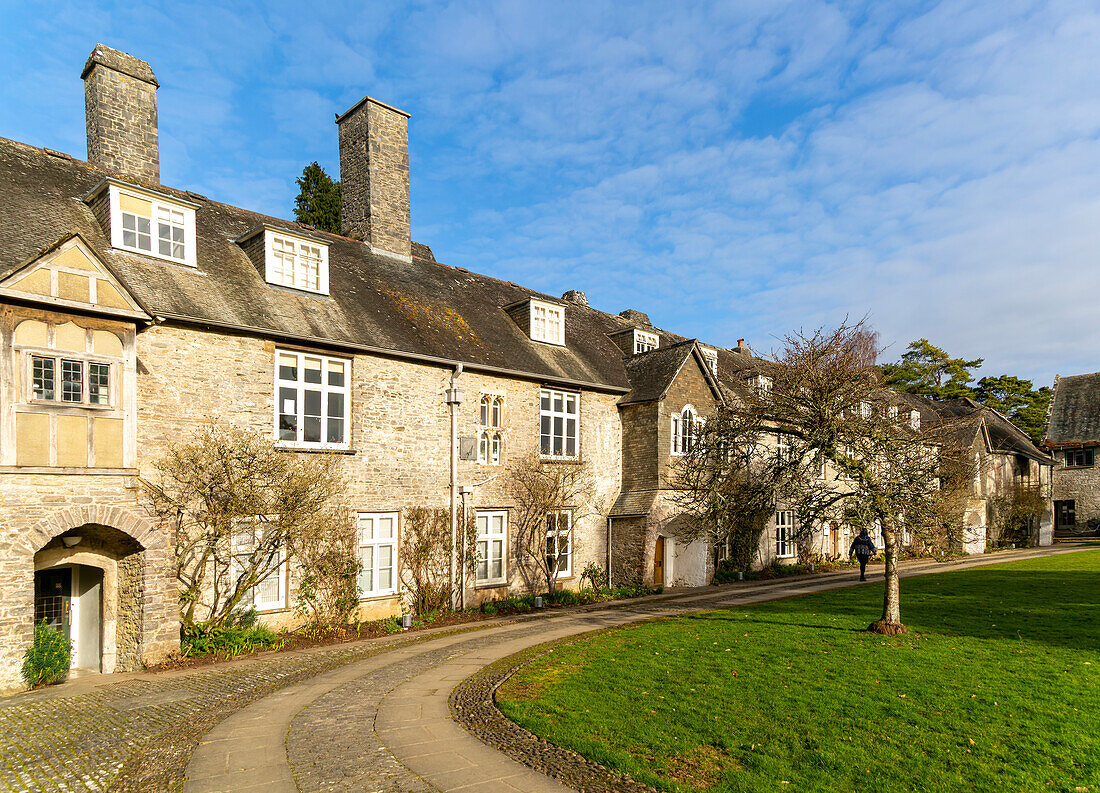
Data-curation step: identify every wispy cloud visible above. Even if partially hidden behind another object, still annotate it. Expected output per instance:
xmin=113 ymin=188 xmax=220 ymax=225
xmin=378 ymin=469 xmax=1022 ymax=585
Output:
xmin=1 ymin=0 xmax=1097 ymax=386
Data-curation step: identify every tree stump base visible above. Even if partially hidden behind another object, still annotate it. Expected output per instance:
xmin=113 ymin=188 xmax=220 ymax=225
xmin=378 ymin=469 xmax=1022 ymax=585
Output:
xmin=868 ymin=619 xmax=908 ymax=635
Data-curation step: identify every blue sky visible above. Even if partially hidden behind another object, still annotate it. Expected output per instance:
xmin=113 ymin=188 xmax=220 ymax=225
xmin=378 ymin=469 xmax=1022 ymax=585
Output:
xmin=2 ymin=1 xmax=1098 ymax=387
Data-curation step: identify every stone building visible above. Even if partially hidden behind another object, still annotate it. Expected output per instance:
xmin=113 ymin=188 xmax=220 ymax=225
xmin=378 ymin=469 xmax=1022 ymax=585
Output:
xmin=0 ymin=45 xmax=1054 ymax=688
xmin=1043 ymin=372 xmax=1100 ymax=537
xmin=899 ymin=395 xmax=1054 ymax=551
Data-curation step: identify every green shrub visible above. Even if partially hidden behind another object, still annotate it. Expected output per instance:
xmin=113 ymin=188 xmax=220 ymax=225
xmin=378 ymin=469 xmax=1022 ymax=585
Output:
xmin=580 ymin=562 xmax=606 ymax=591
xmin=22 ymin=620 xmax=71 ymax=687
xmin=182 ymin=610 xmax=284 ymax=658
xmin=713 ymin=559 xmax=742 ymax=584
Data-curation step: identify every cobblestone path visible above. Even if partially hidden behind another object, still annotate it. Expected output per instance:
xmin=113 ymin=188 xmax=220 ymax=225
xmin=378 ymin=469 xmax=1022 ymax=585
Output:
xmin=0 ymin=545 xmax=1084 ymax=792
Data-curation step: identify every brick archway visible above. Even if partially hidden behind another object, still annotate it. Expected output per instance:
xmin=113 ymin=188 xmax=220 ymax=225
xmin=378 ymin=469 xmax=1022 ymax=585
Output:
xmin=20 ymin=504 xmax=162 ymax=555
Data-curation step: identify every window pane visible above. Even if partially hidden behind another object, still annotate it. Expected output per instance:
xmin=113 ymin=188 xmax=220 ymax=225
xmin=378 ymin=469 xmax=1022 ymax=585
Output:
xmin=480 ymin=397 xmax=489 ymax=426
xmin=541 ymin=392 xmax=550 ymax=411
xmin=278 ymin=354 xmax=297 ymax=381
xmin=491 ymin=541 xmax=503 ymax=579
xmin=279 ymin=387 xmax=297 ymax=441
xmin=492 ymin=400 xmax=501 ymax=427
xmin=327 ymin=360 xmax=345 ymax=387
xmin=326 ymin=417 xmax=344 ymax=444
xmin=32 ymin=357 xmax=54 ymax=400
xmin=89 ymin=362 xmax=110 ymax=405
xmin=377 ymin=517 xmax=394 ymax=539
xmin=553 ymin=417 xmax=563 ymax=455
xmin=540 ymin=416 xmax=551 ymax=454
xmin=61 ymin=360 xmax=83 ymax=402
xmin=304 ymin=388 xmax=322 ymax=442
xmin=304 ymin=357 xmax=322 ymax=384
xmin=359 ymin=545 xmax=374 ymax=593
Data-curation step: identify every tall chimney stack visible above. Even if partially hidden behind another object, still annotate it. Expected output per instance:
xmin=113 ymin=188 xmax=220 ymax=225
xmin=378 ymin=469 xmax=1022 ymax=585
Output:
xmin=335 ymin=96 xmax=411 ymax=261
xmin=81 ymin=44 xmax=160 ymax=183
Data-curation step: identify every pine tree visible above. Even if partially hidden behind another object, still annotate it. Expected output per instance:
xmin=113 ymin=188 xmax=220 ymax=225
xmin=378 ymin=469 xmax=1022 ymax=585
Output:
xmin=293 ymin=162 xmax=341 ymax=234
xmin=881 ymin=339 xmax=983 ymax=400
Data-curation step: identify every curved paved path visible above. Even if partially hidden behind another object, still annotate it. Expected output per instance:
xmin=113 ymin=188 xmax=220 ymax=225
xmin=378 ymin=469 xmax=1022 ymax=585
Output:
xmin=181 ymin=544 xmax=1088 ymax=793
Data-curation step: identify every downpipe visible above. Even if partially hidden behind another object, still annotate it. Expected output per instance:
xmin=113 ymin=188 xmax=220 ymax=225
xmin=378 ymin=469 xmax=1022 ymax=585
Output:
xmin=445 ymin=364 xmax=464 ymax=610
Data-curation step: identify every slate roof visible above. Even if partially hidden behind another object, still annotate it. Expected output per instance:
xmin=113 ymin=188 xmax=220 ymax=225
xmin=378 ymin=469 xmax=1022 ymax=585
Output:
xmin=901 ymin=394 xmax=1054 ymax=464
xmin=619 ymin=341 xmax=697 ymax=405
xmin=1 ymin=136 xmax=734 ymax=393
xmin=1044 ymin=372 xmax=1100 ymax=447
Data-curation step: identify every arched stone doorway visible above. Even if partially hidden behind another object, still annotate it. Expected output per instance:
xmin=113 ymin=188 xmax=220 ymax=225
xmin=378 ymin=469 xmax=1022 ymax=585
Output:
xmin=34 ymin=524 xmax=144 ymax=674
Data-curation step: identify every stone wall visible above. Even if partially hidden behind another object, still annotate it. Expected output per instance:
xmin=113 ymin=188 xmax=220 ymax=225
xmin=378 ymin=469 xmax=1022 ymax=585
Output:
xmin=1050 ymin=450 xmax=1100 ymax=534
xmin=82 ymin=46 xmax=159 ymax=183
xmin=336 ymin=98 xmax=411 ymax=259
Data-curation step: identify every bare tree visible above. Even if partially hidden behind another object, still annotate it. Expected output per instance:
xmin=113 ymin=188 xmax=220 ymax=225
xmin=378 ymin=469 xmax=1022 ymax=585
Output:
xmin=504 ymin=453 xmax=601 ymax=596
xmin=142 ymin=424 xmax=349 ymax=633
xmin=674 ymin=322 xmax=972 ymax=635
xmin=294 ymin=508 xmax=361 ymax=629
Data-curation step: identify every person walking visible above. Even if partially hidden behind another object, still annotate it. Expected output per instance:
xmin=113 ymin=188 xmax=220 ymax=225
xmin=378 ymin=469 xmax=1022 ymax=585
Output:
xmin=849 ymin=529 xmax=877 ymax=581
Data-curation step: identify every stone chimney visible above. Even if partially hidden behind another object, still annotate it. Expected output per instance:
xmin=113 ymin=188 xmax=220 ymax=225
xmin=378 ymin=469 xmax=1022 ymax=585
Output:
xmin=336 ymin=96 xmax=411 ymax=261
xmin=561 ymin=290 xmax=589 ymax=307
xmin=81 ymin=44 xmax=160 ymax=183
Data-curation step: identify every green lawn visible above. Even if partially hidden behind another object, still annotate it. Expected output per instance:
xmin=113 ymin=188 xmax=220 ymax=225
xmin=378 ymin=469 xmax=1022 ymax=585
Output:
xmin=497 ymin=550 xmax=1100 ymax=793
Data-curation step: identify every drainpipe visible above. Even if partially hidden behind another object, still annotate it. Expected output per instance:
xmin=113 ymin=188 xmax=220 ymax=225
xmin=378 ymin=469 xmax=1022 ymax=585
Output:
xmin=606 ymin=516 xmax=613 ymax=588
xmin=445 ymin=365 xmax=464 ymax=610
xmin=459 ymin=485 xmax=473 ymax=610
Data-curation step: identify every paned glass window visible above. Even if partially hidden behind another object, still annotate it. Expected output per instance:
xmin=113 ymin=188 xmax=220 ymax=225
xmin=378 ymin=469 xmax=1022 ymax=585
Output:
xmin=29 ymin=355 xmax=111 ymax=407
xmin=275 ymin=350 xmax=350 ymax=448
xmin=89 ymin=362 xmax=110 ymax=405
xmin=358 ymin=512 xmax=397 ymax=597
xmin=478 ymin=395 xmax=504 ymax=465
xmin=121 ymin=212 xmax=152 ymax=252
xmin=61 ymin=360 xmax=83 ymax=403
xmin=231 ymin=525 xmax=286 ymax=611
xmin=546 ymin=511 xmax=572 ymax=578
xmin=157 ymin=206 xmax=187 ymax=260
xmin=634 ymin=331 xmax=659 ymax=354
xmin=530 ymin=301 xmax=565 ymax=345
xmin=112 ymin=186 xmax=195 ymax=265
xmin=32 ymin=356 xmax=55 ymax=401
xmin=476 ymin=511 xmax=508 ymax=584
xmin=775 ymin=510 xmax=795 ymax=559
xmin=671 ymin=406 xmax=696 ymax=455
xmin=266 ymin=232 xmax=327 ymax=294
xmin=540 ymin=389 xmax=578 ymax=458
xmin=1066 ymin=448 xmax=1094 ymax=467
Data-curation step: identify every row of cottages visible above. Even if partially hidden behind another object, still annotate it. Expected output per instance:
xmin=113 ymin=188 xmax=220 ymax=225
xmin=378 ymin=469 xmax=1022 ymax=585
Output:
xmin=1043 ymin=372 xmax=1100 ymax=536
xmin=0 ymin=45 xmax=1052 ymax=687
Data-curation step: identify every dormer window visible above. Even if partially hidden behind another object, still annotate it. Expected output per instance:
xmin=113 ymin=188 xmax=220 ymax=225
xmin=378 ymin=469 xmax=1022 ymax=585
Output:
xmin=753 ymin=375 xmax=772 ymax=396
xmin=701 ymin=348 xmax=718 ymax=375
xmin=101 ymin=181 xmax=198 ymax=266
xmin=530 ymin=300 xmax=565 ymax=345
xmin=909 ymin=410 xmax=921 ymax=430
xmin=266 ymin=231 xmax=328 ymax=294
xmin=887 ymin=405 xmax=898 ymax=420
xmin=234 ymin=225 xmax=330 ymax=296
xmin=634 ymin=330 xmax=659 ymax=354
xmin=860 ymin=402 xmax=871 ymax=419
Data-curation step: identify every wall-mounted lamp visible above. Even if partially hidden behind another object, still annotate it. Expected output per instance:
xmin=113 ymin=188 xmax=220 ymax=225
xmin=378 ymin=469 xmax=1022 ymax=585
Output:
xmin=61 ymin=536 xmax=82 ymax=548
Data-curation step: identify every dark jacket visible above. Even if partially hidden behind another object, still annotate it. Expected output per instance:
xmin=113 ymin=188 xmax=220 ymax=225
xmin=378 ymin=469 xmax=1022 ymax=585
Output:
xmin=850 ymin=536 xmax=876 ymax=558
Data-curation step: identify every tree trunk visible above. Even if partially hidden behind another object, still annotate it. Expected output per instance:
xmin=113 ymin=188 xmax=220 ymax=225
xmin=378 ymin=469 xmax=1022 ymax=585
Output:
xmin=869 ymin=526 xmax=907 ymax=635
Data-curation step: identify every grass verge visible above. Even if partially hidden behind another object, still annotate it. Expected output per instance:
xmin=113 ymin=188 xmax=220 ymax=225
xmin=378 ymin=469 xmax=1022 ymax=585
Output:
xmin=497 ymin=550 xmax=1100 ymax=793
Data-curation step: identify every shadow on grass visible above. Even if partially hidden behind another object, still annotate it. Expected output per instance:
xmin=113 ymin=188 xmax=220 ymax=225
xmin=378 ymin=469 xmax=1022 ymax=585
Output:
xmin=685 ymin=566 xmax=1100 ymax=651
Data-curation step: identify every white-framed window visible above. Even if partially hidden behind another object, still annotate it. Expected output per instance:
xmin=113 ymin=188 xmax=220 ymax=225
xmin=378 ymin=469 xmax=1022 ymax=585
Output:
xmin=357 ymin=512 xmax=397 ymax=598
xmin=475 ymin=510 xmax=508 ymax=585
xmin=701 ymin=348 xmax=718 ymax=375
xmin=775 ymin=510 xmax=795 ymax=559
xmin=886 ymin=405 xmax=898 ymax=420
xmin=265 ymin=231 xmax=329 ymax=295
xmin=29 ymin=355 xmax=113 ymax=407
xmin=109 ymin=184 xmax=197 ymax=267
xmin=478 ymin=395 xmax=504 ymax=465
xmin=859 ymin=401 xmax=871 ymax=419
xmin=754 ymin=375 xmax=772 ymax=396
xmin=231 ymin=524 xmax=286 ymax=612
xmin=274 ymin=350 xmax=350 ymax=449
xmin=546 ymin=511 xmax=572 ymax=578
xmin=634 ymin=330 xmax=659 ymax=354
xmin=776 ymin=433 xmax=791 ymax=465
xmin=671 ymin=405 xmax=697 ymax=456
xmin=530 ymin=300 xmax=565 ymax=345
xmin=909 ymin=410 xmax=921 ymax=431
xmin=839 ymin=446 xmax=856 ymax=480
xmin=540 ymin=389 xmax=578 ymax=458
xmin=1065 ymin=448 xmax=1094 ymax=467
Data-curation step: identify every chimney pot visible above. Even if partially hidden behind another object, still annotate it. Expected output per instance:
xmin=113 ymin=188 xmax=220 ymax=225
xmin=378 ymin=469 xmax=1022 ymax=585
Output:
xmin=82 ymin=44 xmax=159 ymax=182
xmin=737 ymin=339 xmax=745 ymax=348
xmin=336 ymin=96 xmax=412 ymax=261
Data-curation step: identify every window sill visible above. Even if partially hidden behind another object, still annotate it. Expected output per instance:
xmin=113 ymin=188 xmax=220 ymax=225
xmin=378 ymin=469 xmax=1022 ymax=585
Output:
xmin=539 ymin=456 xmax=583 ymax=465
xmin=25 ymin=400 xmax=116 ymax=411
xmin=274 ymin=444 xmax=356 ymax=455
xmin=114 ymin=244 xmax=196 ymax=269
xmin=254 ymin=604 xmax=289 ymax=614
xmin=359 ymin=591 xmax=398 ymax=602
xmin=474 ymin=580 xmax=508 ymax=590
xmin=0 ymin=466 xmax=140 ymax=475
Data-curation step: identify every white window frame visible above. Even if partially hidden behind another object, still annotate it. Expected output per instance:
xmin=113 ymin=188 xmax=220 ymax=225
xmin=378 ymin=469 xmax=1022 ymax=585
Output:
xmin=859 ymin=401 xmax=871 ymax=419
xmin=776 ymin=433 xmax=792 ymax=465
xmin=754 ymin=375 xmax=773 ymax=395
xmin=671 ymin=405 xmax=697 ymax=456
xmin=27 ymin=353 xmax=115 ymax=409
xmin=540 ymin=388 xmax=579 ymax=459
xmin=357 ymin=512 xmax=398 ymax=599
xmin=108 ymin=184 xmax=197 ymax=267
xmin=530 ymin=300 xmax=565 ymax=346
xmin=264 ymin=230 xmax=330 ymax=295
xmin=633 ymin=330 xmax=659 ymax=354
xmin=546 ymin=510 xmax=572 ymax=578
xmin=478 ymin=395 xmax=504 ymax=465
xmin=475 ymin=510 xmax=508 ymax=586
xmin=909 ymin=410 xmax=921 ymax=430
xmin=231 ymin=524 xmax=286 ymax=612
xmin=775 ymin=510 xmax=795 ymax=559
xmin=274 ymin=349 xmax=351 ymax=450
xmin=700 ymin=348 xmax=718 ymax=375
